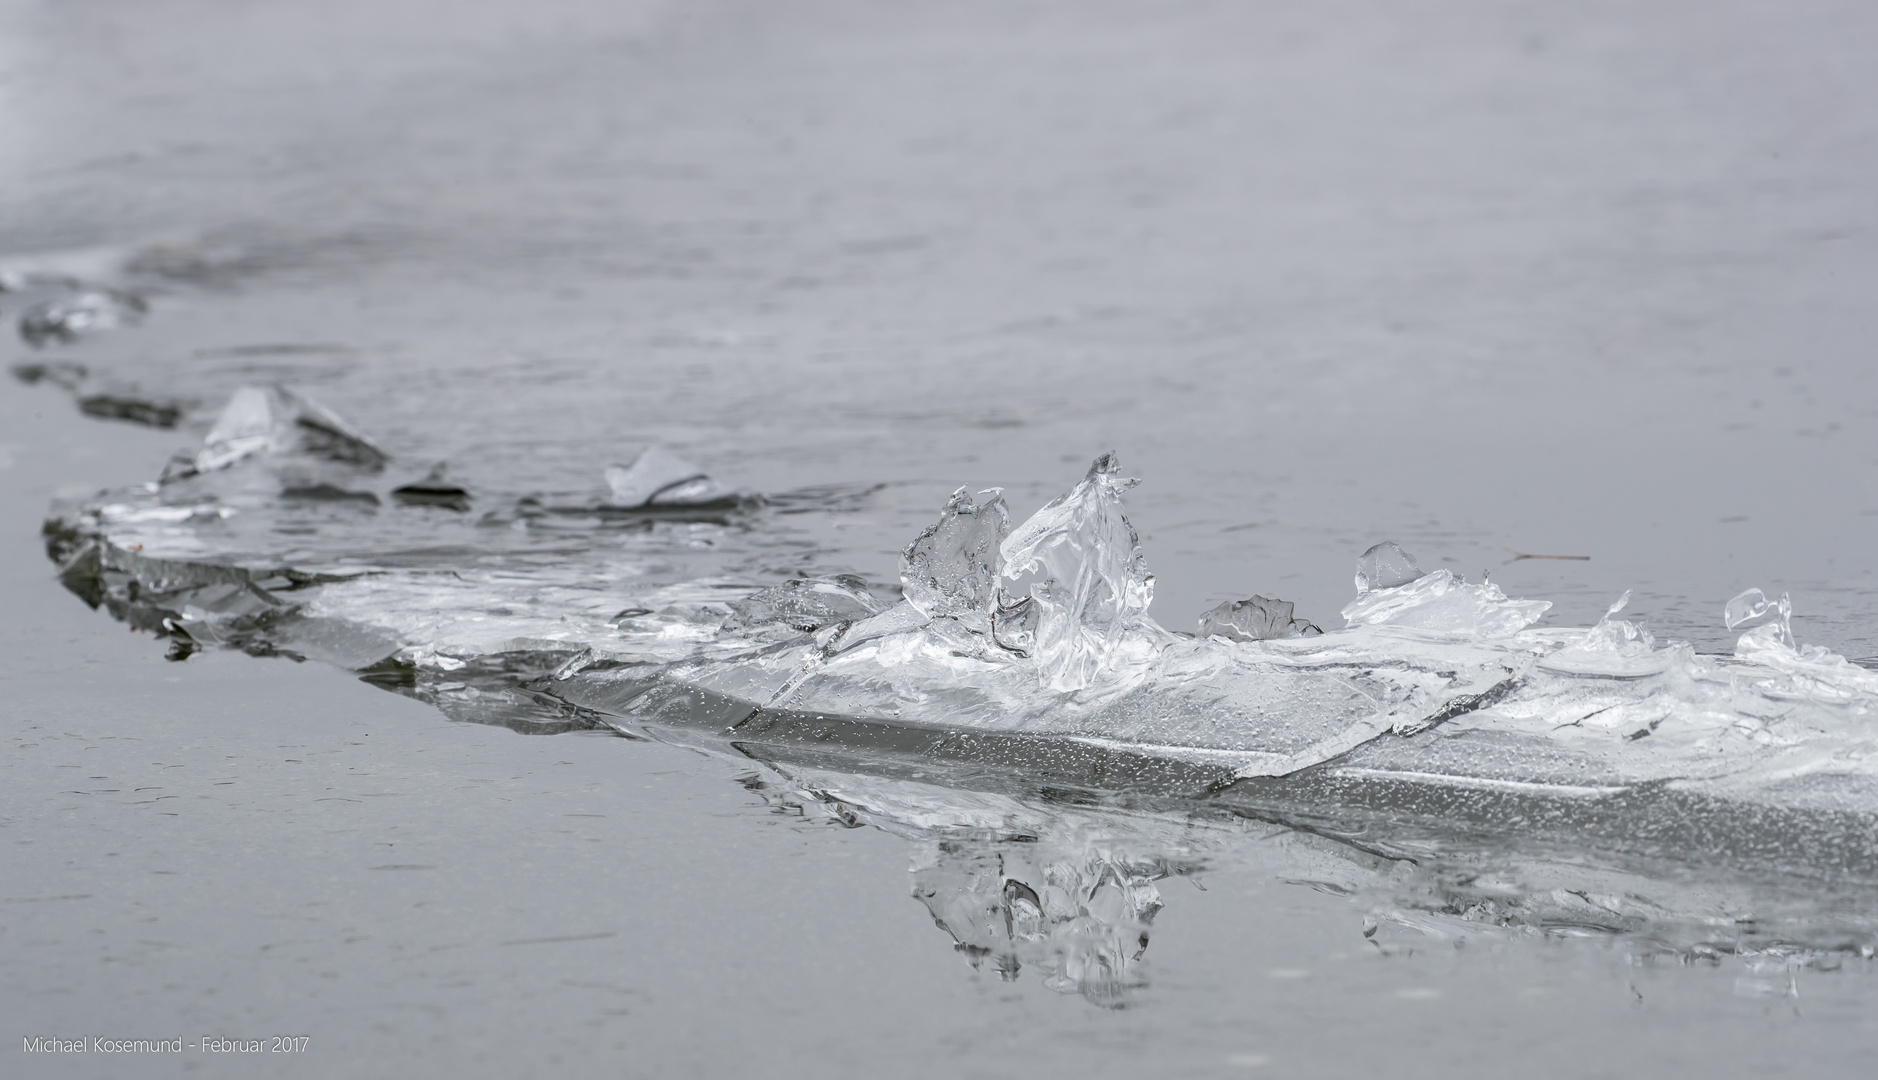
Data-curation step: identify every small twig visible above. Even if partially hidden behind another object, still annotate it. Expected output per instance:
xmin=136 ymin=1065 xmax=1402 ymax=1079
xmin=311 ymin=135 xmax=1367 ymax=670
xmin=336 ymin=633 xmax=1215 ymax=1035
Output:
xmin=1503 ymin=547 xmax=1591 ymax=565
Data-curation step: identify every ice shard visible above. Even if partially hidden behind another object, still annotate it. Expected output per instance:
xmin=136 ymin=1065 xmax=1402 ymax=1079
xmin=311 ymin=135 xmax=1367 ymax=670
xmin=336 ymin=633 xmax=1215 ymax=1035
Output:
xmin=994 ymin=453 xmax=1156 ymax=691
xmin=164 ymin=385 xmax=388 ymax=480
xmin=1198 ymin=595 xmax=1322 ymax=641
xmin=899 ymin=486 xmax=1010 ymax=633
xmin=603 ymin=445 xmax=732 ymax=508
xmin=1536 ymin=591 xmax=1667 ymax=677
xmin=1355 ymin=540 xmax=1424 ymax=593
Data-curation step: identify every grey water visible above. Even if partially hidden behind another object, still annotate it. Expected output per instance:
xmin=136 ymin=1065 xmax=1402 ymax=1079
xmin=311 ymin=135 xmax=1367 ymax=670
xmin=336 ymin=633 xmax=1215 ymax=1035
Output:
xmin=6 ymin=0 xmax=1878 ymax=1075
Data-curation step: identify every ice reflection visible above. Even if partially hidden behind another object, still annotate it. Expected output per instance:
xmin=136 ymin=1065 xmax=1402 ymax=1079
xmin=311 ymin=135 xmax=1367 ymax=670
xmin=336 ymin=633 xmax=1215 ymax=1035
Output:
xmin=723 ymin=738 xmax=1878 ymax=1006
xmin=910 ymin=839 xmax=1165 ymax=1006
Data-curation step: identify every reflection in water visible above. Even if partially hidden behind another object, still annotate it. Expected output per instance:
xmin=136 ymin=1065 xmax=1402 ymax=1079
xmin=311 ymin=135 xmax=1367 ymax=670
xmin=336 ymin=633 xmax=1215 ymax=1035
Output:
xmin=909 ymin=839 xmax=1165 ymax=1006
xmin=723 ymin=733 xmax=1878 ymax=1007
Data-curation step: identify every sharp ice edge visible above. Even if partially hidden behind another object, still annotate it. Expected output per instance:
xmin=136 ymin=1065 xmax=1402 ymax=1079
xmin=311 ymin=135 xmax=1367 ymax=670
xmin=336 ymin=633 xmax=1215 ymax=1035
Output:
xmin=163 ymin=384 xmax=388 ymax=480
xmin=45 ymin=450 xmax=1878 ymax=803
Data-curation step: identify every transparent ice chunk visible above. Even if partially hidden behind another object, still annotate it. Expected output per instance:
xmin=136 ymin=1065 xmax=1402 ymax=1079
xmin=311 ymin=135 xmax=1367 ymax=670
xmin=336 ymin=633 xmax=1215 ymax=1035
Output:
xmin=1724 ymin=589 xmax=1878 ymax=693
xmin=1341 ymin=568 xmax=1550 ymax=638
xmin=723 ymin=575 xmax=885 ymax=634
xmin=18 ymin=290 xmax=146 ymax=347
xmin=1725 ymin=587 xmax=1787 ymax=638
xmin=1355 ymin=540 xmax=1425 ymax=593
xmin=899 ymin=486 xmax=1010 ymax=632
xmin=995 ymin=453 xmax=1155 ymax=691
xmin=167 ymin=385 xmax=387 ymax=480
xmin=1198 ymin=595 xmax=1322 ymax=641
xmin=193 ymin=386 xmax=279 ymax=473
xmin=1537 ymin=591 xmax=1666 ymax=677
xmin=603 ymin=445 xmax=731 ymax=507
xmin=1729 ymin=587 xmax=1794 ymax=654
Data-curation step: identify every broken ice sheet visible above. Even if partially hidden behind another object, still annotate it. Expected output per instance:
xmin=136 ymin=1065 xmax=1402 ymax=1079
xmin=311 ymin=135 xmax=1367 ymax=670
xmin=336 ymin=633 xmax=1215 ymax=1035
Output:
xmin=900 ymin=486 xmax=1010 ymax=632
xmin=995 ymin=453 xmax=1156 ymax=691
xmin=1341 ymin=541 xmax=1549 ymax=638
xmin=1198 ymin=595 xmax=1322 ymax=641
xmin=18 ymin=290 xmax=147 ymax=346
xmin=603 ymin=445 xmax=734 ymax=508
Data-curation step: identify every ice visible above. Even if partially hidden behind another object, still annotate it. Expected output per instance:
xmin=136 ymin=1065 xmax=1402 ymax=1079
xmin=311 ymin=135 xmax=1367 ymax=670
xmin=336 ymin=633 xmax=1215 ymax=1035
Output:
xmin=911 ymin=839 xmax=1163 ymax=1005
xmin=10 ymin=360 xmax=89 ymax=390
xmin=166 ymin=385 xmax=388 ymax=480
xmin=1355 ymin=540 xmax=1425 ymax=593
xmin=603 ymin=445 xmax=732 ymax=507
xmin=1342 ymin=549 xmax=1550 ymax=638
xmin=192 ymin=386 xmax=278 ymax=473
xmin=391 ymin=465 xmax=472 ymax=510
xmin=899 ymin=486 xmax=1010 ymax=632
xmin=17 ymin=290 xmax=146 ymax=346
xmin=722 ymin=575 xmax=886 ymax=634
xmin=1725 ymin=589 xmax=1878 ymax=694
xmin=1726 ymin=587 xmax=1790 ymax=641
xmin=1198 ymin=595 xmax=1322 ymax=641
xmin=995 ymin=453 xmax=1157 ymax=691
xmin=1537 ymin=591 xmax=1668 ymax=677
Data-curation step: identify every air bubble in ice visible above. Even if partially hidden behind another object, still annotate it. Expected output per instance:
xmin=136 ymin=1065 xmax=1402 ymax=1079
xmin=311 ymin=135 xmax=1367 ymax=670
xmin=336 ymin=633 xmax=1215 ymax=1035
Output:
xmin=603 ymin=445 xmax=733 ymax=508
xmin=900 ymin=486 xmax=1010 ymax=632
xmin=1355 ymin=541 xmax=1424 ymax=594
xmin=995 ymin=452 xmax=1155 ymax=690
xmin=18 ymin=291 xmax=146 ymax=347
xmin=1198 ymin=595 xmax=1322 ymax=641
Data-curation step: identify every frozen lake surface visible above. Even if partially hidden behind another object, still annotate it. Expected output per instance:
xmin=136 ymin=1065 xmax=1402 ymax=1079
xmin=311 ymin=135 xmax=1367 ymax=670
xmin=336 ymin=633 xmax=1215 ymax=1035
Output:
xmin=5 ymin=1 xmax=1878 ymax=1075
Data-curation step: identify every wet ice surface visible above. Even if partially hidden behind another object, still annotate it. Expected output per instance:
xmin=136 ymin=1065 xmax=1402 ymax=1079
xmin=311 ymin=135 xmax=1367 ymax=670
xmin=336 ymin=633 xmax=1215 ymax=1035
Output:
xmin=7 ymin=0 xmax=1878 ymax=1072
